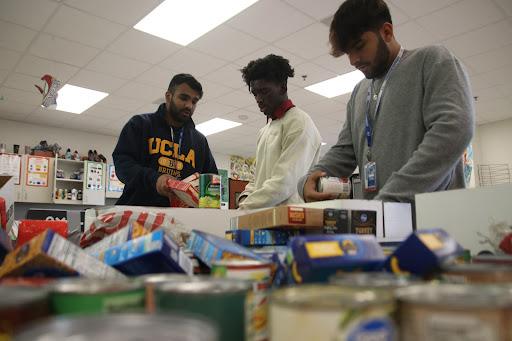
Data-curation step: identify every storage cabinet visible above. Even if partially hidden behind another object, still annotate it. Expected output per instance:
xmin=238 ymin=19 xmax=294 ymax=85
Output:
xmin=7 ymin=154 xmax=54 ymax=203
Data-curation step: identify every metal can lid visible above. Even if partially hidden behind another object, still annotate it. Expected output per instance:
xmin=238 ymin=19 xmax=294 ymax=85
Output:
xmin=211 ymin=259 xmax=271 ymax=267
xmin=50 ymin=278 xmax=143 ymax=294
xmin=13 ymin=313 xmax=218 ymax=341
xmin=330 ymin=272 xmax=421 ymax=289
xmin=396 ymin=283 xmax=512 ymax=307
xmin=270 ymin=284 xmax=394 ymax=310
xmin=133 ymin=273 xmax=192 ymax=285
xmin=0 ymin=287 xmax=49 ymax=308
xmin=156 ymin=277 xmax=251 ymax=295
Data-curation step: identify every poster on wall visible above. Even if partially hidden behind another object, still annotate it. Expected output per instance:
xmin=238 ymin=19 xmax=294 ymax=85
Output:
xmin=26 ymin=156 xmax=49 ymax=187
xmin=219 ymin=169 xmax=228 ymax=203
xmin=107 ymin=164 xmax=124 ymax=192
xmin=230 ymin=155 xmax=255 ymax=181
xmin=463 ymin=144 xmax=473 ymax=187
xmin=0 ymin=153 xmax=22 ymax=185
xmin=85 ymin=161 xmax=103 ymax=190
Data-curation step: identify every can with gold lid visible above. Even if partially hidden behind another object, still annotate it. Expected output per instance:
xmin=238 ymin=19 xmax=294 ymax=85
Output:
xmin=396 ymin=283 xmax=512 ymax=341
xmin=269 ymin=284 xmax=396 ymax=340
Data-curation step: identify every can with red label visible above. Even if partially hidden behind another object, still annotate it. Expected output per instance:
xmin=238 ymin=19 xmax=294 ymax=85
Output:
xmin=211 ymin=259 xmax=272 ymax=341
xmin=317 ymin=176 xmax=351 ymax=199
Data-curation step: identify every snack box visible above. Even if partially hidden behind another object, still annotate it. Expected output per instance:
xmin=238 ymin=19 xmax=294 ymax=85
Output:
xmin=323 ymin=209 xmax=377 ymax=235
xmin=94 ymin=230 xmax=194 ymax=276
xmin=84 ymin=222 xmax=150 ymax=255
xmin=380 ymin=228 xmax=464 ymax=276
xmin=187 ymin=229 xmax=268 ymax=267
xmin=0 ymin=230 xmax=126 ymax=279
xmin=285 ymin=234 xmax=385 ymax=284
xmin=230 ymin=206 xmax=324 ymax=231
xmin=17 ymin=219 xmax=68 ymax=247
xmin=226 ymin=229 xmax=300 ymax=246
xmin=167 ymin=172 xmax=199 ymax=208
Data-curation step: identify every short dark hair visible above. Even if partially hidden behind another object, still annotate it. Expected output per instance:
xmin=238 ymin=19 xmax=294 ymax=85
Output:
xmin=240 ymin=54 xmax=294 ymax=91
xmin=329 ymin=0 xmax=392 ymax=57
xmin=168 ymin=73 xmax=203 ymax=99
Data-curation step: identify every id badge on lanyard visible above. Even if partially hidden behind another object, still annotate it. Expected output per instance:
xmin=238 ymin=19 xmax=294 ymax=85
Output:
xmin=364 ymin=46 xmax=404 ymax=192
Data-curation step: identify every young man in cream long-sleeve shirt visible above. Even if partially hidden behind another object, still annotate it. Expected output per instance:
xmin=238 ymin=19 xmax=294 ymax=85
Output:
xmin=237 ymin=54 xmax=322 ymax=210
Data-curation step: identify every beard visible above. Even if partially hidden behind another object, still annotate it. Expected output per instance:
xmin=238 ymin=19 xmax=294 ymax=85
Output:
xmin=168 ymin=97 xmax=190 ymax=124
xmin=366 ymin=35 xmax=391 ymax=79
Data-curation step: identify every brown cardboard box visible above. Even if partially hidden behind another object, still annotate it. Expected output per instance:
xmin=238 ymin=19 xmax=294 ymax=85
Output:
xmin=33 ymin=150 xmax=53 ymax=157
xmin=231 ymin=206 xmax=324 ymax=230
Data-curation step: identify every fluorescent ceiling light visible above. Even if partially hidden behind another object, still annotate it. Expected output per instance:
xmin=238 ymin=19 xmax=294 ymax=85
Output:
xmin=134 ymin=0 xmax=259 ymax=46
xmin=196 ymin=118 xmax=242 ymax=136
xmin=305 ymin=70 xmax=365 ymax=98
xmin=56 ymin=85 xmax=108 ymax=114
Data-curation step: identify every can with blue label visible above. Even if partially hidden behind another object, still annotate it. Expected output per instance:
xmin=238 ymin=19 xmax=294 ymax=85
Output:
xmin=199 ymin=174 xmax=221 ymax=208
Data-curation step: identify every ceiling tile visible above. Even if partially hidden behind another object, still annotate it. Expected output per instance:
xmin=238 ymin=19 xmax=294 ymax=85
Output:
xmin=29 ymin=33 xmax=100 ymax=67
xmin=479 ymin=66 xmax=512 ymax=87
xmin=64 ymin=0 xmax=161 ymax=26
xmin=86 ymin=51 xmax=151 ymax=79
xmin=417 ymin=0 xmax=505 ymax=40
xmin=227 ymin=0 xmax=315 ymax=43
xmin=273 ymin=23 xmax=330 ymax=60
xmin=0 ymin=99 xmax=35 ymax=117
xmin=0 ymin=86 xmax=42 ymax=106
xmin=113 ymin=82 xmax=162 ymax=102
xmin=288 ymin=61 xmax=337 ymax=87
xmin=288 ymin=87 xmax=326 ymax=107
xmin=108 ymin=29 xmax=182 ymax=64
xmin=302 ymin=98 xmax=344 ymax=117
xmin=493 ymin=0 xmax=512 ymax=16
xmin=199 ymin=80 xmax=235 ymax=103
xmin=0 ymin=0 xmax=58 ymax=30
xmin=283 ymin=0 xmax=343 ymax=20
xmin=67 ymin=69 xmax=127 ymax=94
xmin=189 ymin=25 xmax=267 ymax=62
xmin=24 ymin=106 xmax=76 ymax=126
xmin=196 ymin=101 xmax=238 ymax=118
xmin=234 ymin=45 xmax=305 ymax=70
xmin=0 ymin=49 xmax=22 ymax=71
xmin=82 ymin=105 xmax=130 ymax=121
xmin=464 ymin=44 xmax=512 ymax=75
xmin=4 ymin=72 xmax=42 ymax=93
xmin=97 ymin=94 xmax=147 ymax=112
xmin=15 ymin=55 xmax=79 ymax=84
xmin=0 ymin=21 xmax=37 ymax=52
xmin=0 ymin=70 xmax=8 ymax=83
xmin=214 ymin=89 xmax=255 ymax=110
xmin=312 ymin=53 xmax=353 ymax=75
xmin=394 ymin=21 xmax=437 ymax=50
xmin=443 ymin=20 xmax=512 ymax=59
xmin=136 ymin=66 xmax=179 ymax=89
xmin=388 ymin=0 xmax=459 ymax=19
xmin=160 ymin=48 xmax=227 ymax=77
xmin=202 ymin=64 xmax=246 ymax=90
xmin=44 ymin=6 xmax=126 ymax=49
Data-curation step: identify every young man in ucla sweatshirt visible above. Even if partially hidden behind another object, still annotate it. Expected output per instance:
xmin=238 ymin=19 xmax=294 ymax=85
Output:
xmin=113 ymin=74 xmax=218 ymax=207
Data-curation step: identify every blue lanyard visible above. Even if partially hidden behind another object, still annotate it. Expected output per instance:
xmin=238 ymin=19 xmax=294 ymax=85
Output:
xmin=170 ymin=126 xmax=184 ymax=180
xmin=365 ymin=46 xmax=405 ymax=155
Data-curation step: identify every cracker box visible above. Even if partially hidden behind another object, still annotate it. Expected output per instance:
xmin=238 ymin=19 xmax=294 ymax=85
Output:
xmin=227 ymin=229 xmax=299 ymax=246
xmin=84 ymin=222 xmax=150 ymax=255
xmin=323 ymin=209 xmax=377 ymax=235
xmin=0 ymin=230 xmax=126 ymax=279
xmin=94 ymin=230 xmax=194 ymax=275
xmin=380 ymin=228 xmax=464 ymax=276
xmin=187 ymin=230 xmax=267 ymax=267
xmin=230 ymin=206 xmax=324 ymax=231
xmin=167 ymin=172 xmax=199 ymax=208
xmin=285 ymin=234 xmax=385 ymax=284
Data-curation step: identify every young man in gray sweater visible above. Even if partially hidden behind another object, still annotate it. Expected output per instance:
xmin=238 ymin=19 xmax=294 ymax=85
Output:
xmin=298 ymin=0 xmax=474 ymax=204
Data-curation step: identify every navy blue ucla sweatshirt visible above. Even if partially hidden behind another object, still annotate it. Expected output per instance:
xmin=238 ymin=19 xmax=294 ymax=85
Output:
xmin=113 ymin=103 xmax=218 ymax=207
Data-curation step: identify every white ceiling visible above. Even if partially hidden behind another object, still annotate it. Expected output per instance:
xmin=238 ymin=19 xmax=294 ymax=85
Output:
xmin=0 ymin=0 xmax=511 ymax=158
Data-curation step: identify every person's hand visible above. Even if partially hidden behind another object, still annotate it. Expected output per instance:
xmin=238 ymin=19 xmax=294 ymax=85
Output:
xmin=238 ymin=195 xmax=247 ymax=204
xmin=156 ymin=174 xmax=178 ymax=199
xmin=303 ymin=171 xmax=336 ymax=203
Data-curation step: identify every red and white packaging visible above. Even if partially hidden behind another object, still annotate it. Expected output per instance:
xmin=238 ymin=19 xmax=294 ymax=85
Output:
xmin=167 ymin=172 xmax=199 ymax=208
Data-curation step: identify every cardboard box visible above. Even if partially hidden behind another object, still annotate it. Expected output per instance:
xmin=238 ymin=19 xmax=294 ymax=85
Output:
xmin=33 ymin=150 xmax=53 ymax=157
xmin=17 ymin=219 xmax=68 ymax=247
xmin=94 ymin=230 xmax=193 ymax=275
xmin=227 ymin=229 xmax=299 ymax=246
xmin=26 ymin=208 xmax=85 ymax=245
xmin=0 ymin=229 xmax=126 ymax=279
xmin=230 ymin=206 xmax=324 ymax=231
xmin=380 ymin=228 xmax=463 ymax=276
xmin=167 ymin=172 xmax=199 ymax=208
xmin=84 ymin=222 xmax=150 ymax=255
xmin=0 ymin=175 xmax=15 ymax=234
xmin=323 ymin=209 xmax=377 ymax=235
xmin=187 ymin=229 xmax=267 ymax=267
xmin=285 ymin=234 xmax=385 ymax=284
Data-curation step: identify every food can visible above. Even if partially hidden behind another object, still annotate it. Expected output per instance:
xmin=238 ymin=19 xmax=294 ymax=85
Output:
xmin=211 ymin=259 xmax=272 ymax=341
xmin=49 ymin=278 xmax=146 ymax=315
xmin=441 ymin=263 xmax=512 ymax=284
xmin=269 ymin=284 xmax=397 ymax=340
xmin=317 ymin=176 xmax=351 ymax=199
xmin=155 ymin=276 xmax=252 ymax=341
xmin=13 ymin=313 xmax=219 ymax=341
xmin=0 ymin=287 xmax=50 ymax=338
xmin=132 ymin=273 xmax=191 ymax=313
xmin=199 ymin=173 xmax=221 ymax=208
xmin=396 ymin=283 xmax=512 ymax=341
xmin=330 ymin=271 xmax=422 ymax=290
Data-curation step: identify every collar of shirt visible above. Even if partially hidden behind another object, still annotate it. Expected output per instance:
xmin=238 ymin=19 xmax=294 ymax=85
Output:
xmin=267 ymin=99 xmax=295 ymax=123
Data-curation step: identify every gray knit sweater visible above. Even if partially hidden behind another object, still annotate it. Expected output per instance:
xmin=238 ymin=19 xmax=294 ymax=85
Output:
xmin=298 ymin=45 xmax=474 ymax=203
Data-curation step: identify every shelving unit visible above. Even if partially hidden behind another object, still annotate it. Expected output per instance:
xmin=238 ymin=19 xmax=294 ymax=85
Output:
xmin=477 ymin=164 xmax=511 ymax=187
